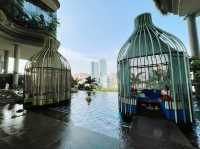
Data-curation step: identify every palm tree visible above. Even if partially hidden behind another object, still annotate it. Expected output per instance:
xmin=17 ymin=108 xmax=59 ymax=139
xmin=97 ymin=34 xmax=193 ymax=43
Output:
xmin=84 ymin=76 xmax=97 ymax=91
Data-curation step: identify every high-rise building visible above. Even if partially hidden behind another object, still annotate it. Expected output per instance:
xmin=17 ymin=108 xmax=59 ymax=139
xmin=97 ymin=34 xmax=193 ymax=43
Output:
xmin=99 ymin=58 xmax=108 ymax=88
xmin=91 ymin=59 xmax=108 ymax=88
xmin=91 ymin=61 xmax=99 ymax=81
xmin=107 ymin=73 xmax=118 ymax=89
xmin=99 ymin=59 xmax=107 ymax=76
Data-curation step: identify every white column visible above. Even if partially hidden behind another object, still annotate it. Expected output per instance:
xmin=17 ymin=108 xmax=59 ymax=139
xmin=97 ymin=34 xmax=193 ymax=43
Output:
xmin=0 ymin=55 xmax=3 ymax=73
xmin=187 ymin=15 xmax=200 ymax=58
xmin=13 ymin=44 xmax=20 ymax=88
xmin=4 ymin=50 xmax=9 ymax=74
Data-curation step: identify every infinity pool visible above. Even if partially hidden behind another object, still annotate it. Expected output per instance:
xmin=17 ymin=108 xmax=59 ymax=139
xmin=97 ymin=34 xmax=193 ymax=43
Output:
xmin=51 ymin=91 xmax=129 ymax=139
xmin=51 ymin=91 xmax=200 ymax=148
xmin=186 ymin=98 xmax=200 ymax=148
xmin=0 ymin=91 xmax=199 ymax=148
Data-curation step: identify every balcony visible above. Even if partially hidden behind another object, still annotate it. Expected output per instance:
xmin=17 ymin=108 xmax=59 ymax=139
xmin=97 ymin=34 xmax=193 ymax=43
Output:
xmin=0 ymin=0 xmax=59 ymax=39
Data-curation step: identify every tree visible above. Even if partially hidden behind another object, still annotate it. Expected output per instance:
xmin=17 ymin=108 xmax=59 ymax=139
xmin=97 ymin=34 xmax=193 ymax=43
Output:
xmin=71 ymin=78 xmax=78 ymax=88
xmin=84 ymin=76 xmax=97 ymax=91
xmin=85 ymin=76 xmax=96 ymax=84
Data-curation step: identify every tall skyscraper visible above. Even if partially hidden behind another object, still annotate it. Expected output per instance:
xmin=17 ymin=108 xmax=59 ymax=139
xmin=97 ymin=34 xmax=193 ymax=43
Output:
xmin=99 ymin=59 xmax=108 ymax=88
xmin=107 ymin=73 xmax=118 ymax=89
xmin=91 ymin=61 xmax=99 ymax=82
xmin=99 ymin=59 xmax=107 ymax=76
xmin=91 ymin=59 xmax=108 ymax=88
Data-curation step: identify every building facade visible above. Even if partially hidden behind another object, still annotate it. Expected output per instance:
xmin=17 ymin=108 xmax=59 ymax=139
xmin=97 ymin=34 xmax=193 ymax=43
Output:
xmin=0 ymin=0 xmax=60 ymax=88
xmin=107 ymin=73 xmax=118 ymax=89
xmin=153 ymin=0 xmax=200 ymax=58
xmin=99 ymin=58 xmax=108 ymax=88
xmin=91 ymin=61 xmax=99 ymax=82
xmin=90 ymin=59 xmax=108 ymax=88
xmin=153 ymin=0 xmax=200 ymax=103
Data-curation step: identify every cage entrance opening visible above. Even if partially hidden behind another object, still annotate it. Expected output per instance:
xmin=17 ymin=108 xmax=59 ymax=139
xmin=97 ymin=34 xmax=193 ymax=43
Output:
xmin=118 ymin=13 xmax=193 ymax=123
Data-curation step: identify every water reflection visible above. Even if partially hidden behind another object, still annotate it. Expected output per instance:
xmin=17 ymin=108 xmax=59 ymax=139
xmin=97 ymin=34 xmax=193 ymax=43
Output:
xmin=52 ymin=91 xmax=131 ymax=139
xmin=52 ymin=91 xmax=200 ymax=147
xmin=179 ymin=97 xmax=200 ymax=148
xmin=1 ymin=91 xmax=198 ymax=148
xmin=0 ymin=104 xmax=26 ymax=135
xmin=192 ymin=98 xmax=200 ymax=148
xmin=85 ymin=91 xmax=92 ymax=105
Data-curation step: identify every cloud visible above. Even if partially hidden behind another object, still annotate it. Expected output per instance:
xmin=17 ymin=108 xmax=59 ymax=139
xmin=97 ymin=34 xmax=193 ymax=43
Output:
xmin=59 ymin=46 xmax=118 ymax=75
xmin=7 ymin=47 xmax=117 ymax=75
xmin=59 ymin=47 xmax=94 ymax=75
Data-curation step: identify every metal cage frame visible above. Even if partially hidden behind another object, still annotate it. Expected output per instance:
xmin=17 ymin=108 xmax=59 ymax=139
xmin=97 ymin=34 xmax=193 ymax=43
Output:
xmin=24 ymin=38 xmax=71 ymax=106
xmin=117 ymin=13 xmax=193 ymax=123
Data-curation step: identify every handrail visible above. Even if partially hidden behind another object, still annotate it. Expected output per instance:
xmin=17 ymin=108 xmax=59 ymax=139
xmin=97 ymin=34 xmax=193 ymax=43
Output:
xmin=0 ymin=19 xmax=57 ymax=46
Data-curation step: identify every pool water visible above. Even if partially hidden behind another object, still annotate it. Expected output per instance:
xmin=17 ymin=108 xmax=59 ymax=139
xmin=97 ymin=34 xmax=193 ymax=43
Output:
xmin=183 ymin=98 xmax=200 ymax=148
xmin=51 ymin=91 xmax=200 ymax=148
xmin=51 ymin=91 xmax=131 ymax=139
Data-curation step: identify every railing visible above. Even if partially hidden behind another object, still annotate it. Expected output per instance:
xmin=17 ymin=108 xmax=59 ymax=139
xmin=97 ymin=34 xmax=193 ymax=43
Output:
xmin=0 ymin=0 xmax=59 ymax=36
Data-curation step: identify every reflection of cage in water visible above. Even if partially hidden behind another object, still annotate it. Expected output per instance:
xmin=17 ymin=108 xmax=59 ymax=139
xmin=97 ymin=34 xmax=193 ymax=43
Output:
xmin=117 ymin=13 xmax=193 ymax=123
xmin=24 ymin=38 xmax=71 ymax=106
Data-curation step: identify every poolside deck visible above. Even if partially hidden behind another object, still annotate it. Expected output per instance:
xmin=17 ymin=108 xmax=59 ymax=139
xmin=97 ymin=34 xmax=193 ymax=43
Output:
xmin=0 ymin=102 xmax=197 ymax=149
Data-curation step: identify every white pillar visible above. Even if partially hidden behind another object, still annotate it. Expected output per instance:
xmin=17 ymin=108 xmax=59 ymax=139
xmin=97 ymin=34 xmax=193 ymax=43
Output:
xmin=13 ymin=44 xmax=20 ymax=88
xmin=0 ymin=55 xmax=3 ymax=73
xmin=187 ymin=15 xmax=200 ymax=58
xmin=4 ymin=50 xmax=9 ymax=74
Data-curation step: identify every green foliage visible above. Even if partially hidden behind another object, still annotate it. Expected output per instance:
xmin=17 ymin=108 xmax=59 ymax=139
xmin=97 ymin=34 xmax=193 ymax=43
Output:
xmin=78 ymin=76 xmax=97 ymax=91
xmin=191 ymin=59 xmax=200 ymax=68
xmin=85 ymin=76 xmax=96 ymax=84
xmin=47 ymin=16 xmax=59 ymax=34
xmin=1 ymin=0 xmax=59 ymax=35
xmin=71 ymin=78 xmax=78 ymax=88
xmin=131 ymin=68 xmax=169 ymax=89
xmin=191 ymin=59 xmax=200 ymax=82
xmin=191 ymin=58 xmax=200 ymax=96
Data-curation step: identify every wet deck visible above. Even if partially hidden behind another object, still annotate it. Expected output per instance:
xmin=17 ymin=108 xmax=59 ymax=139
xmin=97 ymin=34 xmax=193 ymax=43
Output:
xmin=0 ymin=91 xmax=198 ymax=149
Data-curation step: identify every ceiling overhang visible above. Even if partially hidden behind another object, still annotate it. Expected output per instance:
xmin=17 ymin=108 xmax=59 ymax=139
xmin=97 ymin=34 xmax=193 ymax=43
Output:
xmin=153 ymin=0 xmax=200 ymax=16
xmin=0 ymin=36 xmax=42 ymax=60
xmin=39 ymin=0 xmax=60 ymax=11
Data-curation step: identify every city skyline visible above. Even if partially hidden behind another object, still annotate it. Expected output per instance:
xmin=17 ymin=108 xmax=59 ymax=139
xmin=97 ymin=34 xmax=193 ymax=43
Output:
xmin=91 ymin=61 xmax=99 ymax=80
xmin=91 ymin=58 xmax=108 ymax=88
xmin=5 ymin=0 xmax=200 ymax=75
xmin=99 ymin=58 xmax=108 ymax=88
xmin=57 ymin=0 xmax=200 ymax=75
xmin=0 ymin=0 xmax=199 ymax=148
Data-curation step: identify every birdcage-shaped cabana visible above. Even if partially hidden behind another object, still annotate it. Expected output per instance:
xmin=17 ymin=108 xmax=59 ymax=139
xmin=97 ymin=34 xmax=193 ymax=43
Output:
xmin=24 ymin=38 xmax=71 ymax=106
xmin=118 ymin=13 xmax=193 ymax=123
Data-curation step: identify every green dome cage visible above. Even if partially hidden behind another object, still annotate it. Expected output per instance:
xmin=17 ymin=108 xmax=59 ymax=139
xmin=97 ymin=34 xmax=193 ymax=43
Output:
xmin=24 ymin=38 xmax=71 ymax=106
xmin=117 ymin=13 xmax=193 ymax=123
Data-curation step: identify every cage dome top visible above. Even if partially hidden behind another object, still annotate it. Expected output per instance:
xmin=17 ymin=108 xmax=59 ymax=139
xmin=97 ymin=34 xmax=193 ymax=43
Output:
xmin=26 ymin=38 xmax=70 ymax=70
xmin=118 ymin=13 xmax=187 ymax=61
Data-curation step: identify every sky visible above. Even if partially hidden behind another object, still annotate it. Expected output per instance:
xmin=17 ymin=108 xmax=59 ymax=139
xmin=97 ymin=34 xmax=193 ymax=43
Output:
xmin=57 ymin=0 xmax=200 ymax=75
xmin=10 ymin=0 xmax=200 ymax=74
